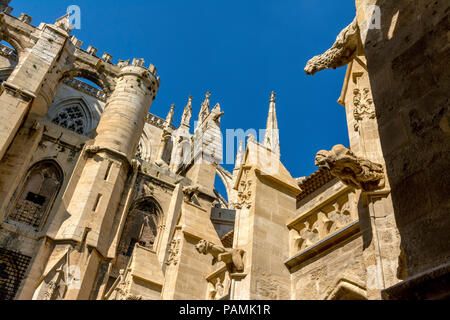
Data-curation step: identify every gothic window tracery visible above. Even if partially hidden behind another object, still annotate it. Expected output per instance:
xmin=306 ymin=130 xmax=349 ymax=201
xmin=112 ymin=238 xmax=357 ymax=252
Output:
xmin=7 ymin=160 xmax=63 ymax=230
xmin=51 ymin=104 xmax=86 ymax=135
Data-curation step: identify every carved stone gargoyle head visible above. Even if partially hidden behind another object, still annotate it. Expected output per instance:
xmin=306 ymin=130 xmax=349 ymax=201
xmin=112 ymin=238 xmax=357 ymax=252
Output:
xmin=195 ymin=240 xmax=245 ymax=273
xmin=315 ymin=144 xmax=385 ymax=192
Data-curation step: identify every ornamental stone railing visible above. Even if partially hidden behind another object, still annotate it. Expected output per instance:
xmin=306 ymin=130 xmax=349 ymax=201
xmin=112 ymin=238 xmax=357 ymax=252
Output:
xmin=63 ymin=78 xmax=107 ymax=102
xmin=0 ymin=43 xmax=18 ymax=61
xmin=286 ymin=185 xmax=360 ymax=268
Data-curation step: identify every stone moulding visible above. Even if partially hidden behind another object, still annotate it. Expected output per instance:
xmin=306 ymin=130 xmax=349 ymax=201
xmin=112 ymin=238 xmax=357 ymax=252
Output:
xmin=284 ymin=220 xmax=360 ymax=270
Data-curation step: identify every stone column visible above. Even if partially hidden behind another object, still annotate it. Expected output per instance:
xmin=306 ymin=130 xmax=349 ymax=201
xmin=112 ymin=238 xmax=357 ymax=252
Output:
xmin=38 ymin=62 xmax=159 ymax=300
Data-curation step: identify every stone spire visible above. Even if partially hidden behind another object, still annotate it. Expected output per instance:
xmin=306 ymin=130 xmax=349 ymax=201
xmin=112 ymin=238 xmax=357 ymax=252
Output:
xmin=199 ymin=91 xmax=211 ymax=123
xmin=180 ymin=95 xmax=192 ymax=127
xmin=166 ymin=104 xmax=175 ymax=125
xmin=234 ymin=139 xmax=245 ymax=170
xmin=263 ymin=91 xmax=280 ymax=156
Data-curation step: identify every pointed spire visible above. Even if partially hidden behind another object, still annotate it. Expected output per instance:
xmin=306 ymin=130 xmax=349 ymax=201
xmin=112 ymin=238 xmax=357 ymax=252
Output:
xmin=166 ymin=104 xmax=175 ymax=125
xmin=234 ymin=140 xmax=245 ymax=170
xmin=263 ymin=91 xmax=280 ymax=156
xmin=199 ymin=91 xmax=211 ymax=123
xmin=181 ymin=95 xmax=192 ymax=127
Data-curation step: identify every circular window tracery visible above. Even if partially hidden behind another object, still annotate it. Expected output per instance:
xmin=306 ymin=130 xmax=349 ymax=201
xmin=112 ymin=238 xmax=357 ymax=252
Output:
xmin=51 ymin=105 xmax=86 ymax=135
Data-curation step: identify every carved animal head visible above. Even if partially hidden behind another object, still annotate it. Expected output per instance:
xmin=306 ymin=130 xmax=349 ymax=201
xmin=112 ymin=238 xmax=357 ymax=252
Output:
xmin=315 ymin=150 xmax=331 ymax=170
xmin=195 ymin=240 xmax=209 ymax=254
xmin=304 ymin=58 xmax=322 ymax=75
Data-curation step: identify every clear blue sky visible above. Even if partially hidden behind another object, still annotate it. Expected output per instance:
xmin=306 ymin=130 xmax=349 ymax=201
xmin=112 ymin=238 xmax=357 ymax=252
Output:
xmin=11 ymin=0 xmax=355 ymax=195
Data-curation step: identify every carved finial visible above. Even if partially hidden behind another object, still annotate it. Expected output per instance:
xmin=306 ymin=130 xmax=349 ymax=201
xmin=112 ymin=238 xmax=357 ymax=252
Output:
xmin=235 ymin=140 xmax=245 ymax=170
xmin=263 ymin=91 xmax=280 ymax=156
xmin=270 ymin=91 xmax=276 ymax=102
xmin=166 ymin=104 xmax=175 ymax=125
xmin=198 ymin=91 xmax=211 ymax=123
xmin=180 ymin=95 xmax=192 ymax=127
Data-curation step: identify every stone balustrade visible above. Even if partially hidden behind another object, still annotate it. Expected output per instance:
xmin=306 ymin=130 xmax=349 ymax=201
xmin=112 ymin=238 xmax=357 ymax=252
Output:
xmin=286 ymin=186 xmax=360 ymax=268
xmin=63 ymin=78 xmax=107 ymax=102
xmin=146 ymin=113 xmax=175 ymax=130
xmin=0 ymin=43 xmax=18 ymax=61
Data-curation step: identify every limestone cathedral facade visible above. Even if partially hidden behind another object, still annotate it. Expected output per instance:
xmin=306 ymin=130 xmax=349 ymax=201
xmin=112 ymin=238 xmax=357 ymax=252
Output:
xmin=0 ymin=1 xmax=448 ymax=300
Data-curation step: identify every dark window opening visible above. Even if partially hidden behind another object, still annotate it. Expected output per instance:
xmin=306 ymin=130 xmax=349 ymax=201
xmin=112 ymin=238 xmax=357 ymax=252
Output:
xmin=126 ymin=239 xmax=138 ymax=257
xmin=25 ymin=192 xmax=46 ymax=206
xmin=0 ymin=248 xmax=31 ymax=300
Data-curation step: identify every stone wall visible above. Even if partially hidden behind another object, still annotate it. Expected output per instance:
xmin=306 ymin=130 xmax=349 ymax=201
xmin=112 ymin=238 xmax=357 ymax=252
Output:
xmin=356 ymin=0 xmax=450 ymax=286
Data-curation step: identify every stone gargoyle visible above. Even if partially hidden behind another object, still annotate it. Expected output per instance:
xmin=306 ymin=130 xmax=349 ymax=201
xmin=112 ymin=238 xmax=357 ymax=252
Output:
xmin=195 ymin=239 xmax=245 ymax=273
xmin=315 ymin=144 xmax=384 ymax=192
xmin=182 ymin=185 xmax=200 ymax=202
xmin=305 ymin=18 xmax=360 ymax=75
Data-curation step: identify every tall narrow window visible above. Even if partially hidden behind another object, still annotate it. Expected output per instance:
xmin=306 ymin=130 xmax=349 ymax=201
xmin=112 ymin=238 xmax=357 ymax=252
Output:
xmin=93 ymin=194 xmax=102 ymax=212
xmin=104 ymin=161 xmax=112 ymax=181
xmin=7 ymin=161 xmax=63 ymax=230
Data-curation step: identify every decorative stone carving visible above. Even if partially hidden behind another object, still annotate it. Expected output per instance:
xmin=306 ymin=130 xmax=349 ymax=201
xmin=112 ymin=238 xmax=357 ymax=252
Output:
xmin=236 ymin=169 xmax=252 ymax=209
xmin=181 ymin=96 xmax=193 ymax=127
xmin=182 ymin=185 xmax=200 ymax=202
xmin=291 ymin=192 xmax=355 ymax=253
xmin=166 ymin=239 xmax=181 ymax=266
xmin=207 ymin=272 xmax=231 ymax=300
xmin=304 ymin=18 xmax=360 ymax=75
xmin=315 ymin=144 xmax=384 ymax=191
xmin=195 ymin=240 xmax=245 ymax=273
xmin=51 ymin=104 xmax=87 ymax=135
xmin=353 ymin=87 xmax=375 ymax=131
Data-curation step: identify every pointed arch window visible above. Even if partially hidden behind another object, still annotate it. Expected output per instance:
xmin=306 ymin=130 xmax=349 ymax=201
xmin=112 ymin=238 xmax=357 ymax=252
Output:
xmin=47 ymin=96 xmax=99 ymax=137
xmin=119 ymin=199 xmax=161 ymax=256
xmin=7 ymin=160 xmax=63 ymax=230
